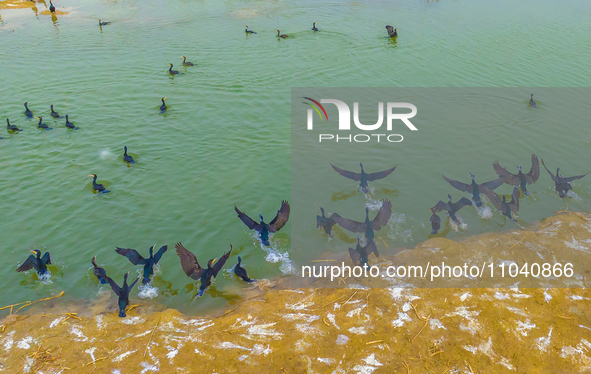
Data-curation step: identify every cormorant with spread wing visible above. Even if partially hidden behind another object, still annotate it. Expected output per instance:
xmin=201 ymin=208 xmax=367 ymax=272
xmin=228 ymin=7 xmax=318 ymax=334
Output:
xmin=91 ymin=256 xmax=108 ymax=284
xmin=493 ymin=154 xmax=540 ymax=196
xmin=542 ymin=159 xmax=588 ymax=198
xmin=348 ymin=237 xmax=378 ymax=267
xmin=333 ymin=200 xmax=391 ymax=243
xmin=316 ymin=207 xmax=337 ymax=237
xmin=115 ymin=245 xmax=168 ymax=285
xmin=174 ymin=242 xmax=232 ymax=297
xmin=234 ymin=256 xmax=253 ymax=283
xmin=481 ymin=186 xmax=520 ymax=222
xmin=442 ymin=173 xmax=503 ymax=207
xmin=331 ymin=163 xmax=397 ymax=194
xmin=16 ymin=250 xmax=51 ymax=275
xmin=431 ymin=194 xmax=472 ymax=224
xmin=106 ymin=272 xmax=139 ymax=317
xmin=235 ymin=201 xmax=290 ymax=246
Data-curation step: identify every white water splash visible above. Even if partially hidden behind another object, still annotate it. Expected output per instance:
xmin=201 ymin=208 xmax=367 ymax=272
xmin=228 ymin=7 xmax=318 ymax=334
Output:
xmin=449 ymin=216 xmax=468 ymax=231
xmin=257 ymin=237 xmax=296 ymax=275
xmin=39 ymin=271 xmax=53 ymax=284
xmin=566 ymin=190 xmax=581 ymax=200
xmin=475 ymin=204 xmax=494 ymax=219
xmin=99 ymin=149 xmax=113 ymax=160
xmin=138 ymin=283 xmax=159 ymax=299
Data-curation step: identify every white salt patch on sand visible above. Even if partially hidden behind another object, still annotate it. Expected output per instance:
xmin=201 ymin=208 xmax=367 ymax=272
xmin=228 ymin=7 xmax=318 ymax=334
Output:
xmin=50 ymin=317 xmax=65 ymax=328
xmin=2 ymin=331 xmax=15 ymax=352
xmin=135 ymin=330 xmax=152 ymax=338
xmin=283 ymin=313 xmax=319 ymax=323
xmin=113 ymin=350 xmax=136 ymax=362
xmin=112 ymin=370 xmax=122 ymax=374
xmin=336 ymin=335 xmax=349 ymax=345
xmin=516 ymin=321 xmax=536 ymax=336
xmin=244 ymin=323 xmax=283 ymax=338
xmin=392 ymin=312 xmax=412 ymax=328
xmin=17 ymin=336 xmax=36 ymax=350
xmin=429 ymin=319 xmax=446 ymax=330
xmin=498 ymin=357 xmax=516 ymax=370
xmin=70 ymin=325 xmax=88 ymax=342
xmin=348 ymin=326 xmax=367 ymax=335
xmin=535 ymin=327 xmax=553 ymax=352
xmin=85 ymin=347 xmax=96 ymax=362
xmin=318 ymin=357 xmax=334 ymax=364
xmin=140 ymin=361 xmax=159 ymax=373
xmin=352 ymin=364 xmax=379 ymax=374
xmin=363 ymin=354 xmax=382 ymax=366
xmin=285 ymin=301 xmax=313 ymax=310
xmin=238 ymin=354 xmax=248 ymax=361
xmin=296 ymin=324 xmax=320 ymax=334
xmin=346 ymin=307 xmax=367 ymax=318
xmin=570 ymin=295 xmax=591 ymax=301
xmin=564 ymin=237 xmax=591 ymax=252
xmin=460 ymin=292 xmax=471 ymax=302
xmin=326 ymin=313 xmax=340 ymax=329
xmin=121 ymin=316 xmax=145 ymax=325
xmin=252 ymin=344 xmax=271 ymax=356
xmin=218 ymin=342 xmax=250 ymax=350
xmin=23 ymin=357 xmax=34 ymax=373
xmin=544 ymin=289 xmax=553 ymax=303
xmin=580 ymin=325 xmax=591 ymax=332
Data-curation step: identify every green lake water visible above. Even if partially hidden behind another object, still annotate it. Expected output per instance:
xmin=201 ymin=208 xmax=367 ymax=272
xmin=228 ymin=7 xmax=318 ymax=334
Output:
xmin=1 ymin=0 xmax=591 ymax=314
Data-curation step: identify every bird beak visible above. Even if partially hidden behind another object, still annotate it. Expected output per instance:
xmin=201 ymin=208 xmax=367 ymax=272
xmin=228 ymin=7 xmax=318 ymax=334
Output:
xmin=212 ymin=258 xmax=217 ymax=264
xmin=29 ymin=250 xmax=36 ymax=254
xmin=163 ymin=97 xmax=167 ymax=100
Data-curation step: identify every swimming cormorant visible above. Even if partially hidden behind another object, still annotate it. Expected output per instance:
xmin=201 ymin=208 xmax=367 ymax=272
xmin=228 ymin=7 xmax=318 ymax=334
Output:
xmin=123 ymin=146 xmax=134 ymax=163
xmin=115 ymin=245 xmax=168 ymax=285
xmin=316 ymin=207 xmax=337 ymax=237
xmin=333 ymin=200 xmax=391 ymax=244
xmin=174 ymin=242 xmax=232 ymax=297
xmin=481 ymin=186 xmax=520 ymax=222
xmin=431 ymin=194 xmax=472 ymax=224
xmin=276 ymin=30 xmax=288 ymax=38
xmin=24 ymin=102 xmax=33 ymax=118
xmin=168 ymin=64 xmax=179 ymax=75
xmin=529 ymin=94 xmax=536 ymax=108
xmin=106 ymin=272 xmax=139 ymax=317
xmin=160 ymin=97 xmax=167 ymax=112
xmin=49 ymin=0 xmax=55 ymax=13
xmin=542 ymin=159 xmax=588 ymax=198
xmin=17 ymin=249 xmax=51 ymax=275
xmin=98 ymin=19 xmax=111 ymax=26
xmin=429 ymin=209 xmax=441 ymax=235
xmin=385 ymin=25 xmax=397 ymax=37
xmin=65 ymin=115 xmax=78 ymax=129
xmin=92 ymin=256 xmax=108 ymax=284
xmin=331 ymin=163 xmax=397 ymax=194
xmin=245 ymin=25 xmax=256 ymax=34
xmin=442 ymin=173 xmax=504 ymax=207
xmin=50 ymin=104 xmax=60 ymax=118
xmin=312 ymin=22 xmax=318 ymax=31
xmin=181 ymin=56 xmax=194 ymax=66
xmin=235 ymin=201 xmax=290 ymax=246
xmin=36 ymin=117 xmax=52 ymax=130
xmin=89 ymin=174 xmax=109 ymax=193
xmin=6 ymin=118 xmax=22 ymax=132
xmin=348 ymin=237 xmax=378 ymax=267
xmin=234 ymin=256 xmax=253 ymax=283
xmin=493 ymin=154 xmax=540 ymax=196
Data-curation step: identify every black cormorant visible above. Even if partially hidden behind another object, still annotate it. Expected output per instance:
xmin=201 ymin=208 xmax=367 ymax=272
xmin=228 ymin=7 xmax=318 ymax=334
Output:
xmin=49 ymin=0 xmax=55 ymax=13
xmin=431 ymin=194 xmax=472 ymax=224
xmin=316 ymin=207 xmax=337 ymax=237
xmin=481 ymin=186 xmax=520 ymax=222
xmin=245 ymin=25 xmax=256 ymax=34
xmin=542 ymin=159 xmax=588 ymax=198
xmin=385 ymin=25 xmax=397 ymax=37
xmin=92 ymin=256 xmax=108 ymax=284
xmin=348 ymin=237 xmax=378 ymax=267
xmin=429 ymin=209 xmax=441 ymax=235
xmin=160 ymin=97 xmax=167 ymax=112
xmin=175 ymin=242 xmax=232 ymax=297
xmin=50 ymin=104 xmax=60 ymax=118
xmin=181 ymin=56 xmax=194 ymax=66
xmin=276 ymin=30 xmax=288 ymax=38
xmin=331 ymin=163 xmax=397 ymax=194
xmin=65 ymin=115 xmax=78 ymax=129
xmin=115 ymin=245 xmax=168 ymax=285
xmin=123 ymin=146 xmax=134 ymax=163
xmin=98 ymin=19 xmax=111 ymax=26
xmin=168 ymin=64 xmax=179 ymax=75
xmin=24 ymin=102 xmax=33 ymax=118
xmin=36 ymin=117 xmax=52 ymax=129
xmin=6 ymin=118 xmax=22 ymax=132
xmin=529 ymin=94 xmax=536 ymax=108
xmin=312 ymin=22 xmax=318 ymax=31
xmin=234 ymin=256 xmax=253 ymax=282
xmin=332 ymin=200 xmax=391 ymax=243
xmin=235 ymin=201 xmax=290 ymax=246
xmin=89 ymin=174 xmax=109 ymax=193
xmin=17 ymin=249 xmax=51 ymax=275
xmin=493 ymin=154 xmax=540 ymax=196
xmin=443 ymin=173 xmax=504 ymax=207
xmin=106 ymin=272 xmax=139 ymax=317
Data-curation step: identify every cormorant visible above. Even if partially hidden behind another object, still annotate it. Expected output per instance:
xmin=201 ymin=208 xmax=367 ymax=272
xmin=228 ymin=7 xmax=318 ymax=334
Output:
xmin=174 ymin=242 xmax=232 ymax=297
xmin=49 ymin=0 xmax=55 ymax=13
xmin=160 ymin=97 xmax=167 ymax=112
xmin=181 ymin=56 xmax=194 ymax=66
xmin=542 ymin=159 xmax=588 ymax=198
xmin=245 ymin=25 xmax=256 ymax=34
xmin=17 ymin=249 xmax=51 ymax=275
xmin=50 ymin=104 xmax=60 ymax=118
xmin=6 ymin=118 xmax=22 ymax=132
xmin=331 ymin=163 xmax=397 ymax=194
xmin=493 ymin=154 xmax=540 ymax=196
xmin=168 ymin=64 xmax=179 ymax=75
xmin=442 ymin=173 xmax=504 ymax=207
xmin=92 ymin=256 xmax=108 ymax=284
xmin=24 ymin=102 xmax=33 ymax=118
xmin=429 ymin=209 xmax=441 ymax=235
xmin=385 ymin=25 xmax=397 ymax=37
xmin=431 ymin=194 xmax=472 ymax=224
xmin=65 ymin=115 xmax=78 ymax=129
xmin=36 ymin=117 xmax=52 ymax=130
xmin=235 ymin=201 xmax=290 ymax=246
xmin=115 ymin=245 xmax=168 ymax=285
xmin=348 ymin=237 xmax=378 ymax=267
xmin=123 ymin=146 xmax=134 ymax=163
xmin=312 ymin=22 xmax=318 ymax=31
xmin=234 ymin=256 xmax=253 ymax=283
xmin=529 ymin=94 xmax=536 ymax=108
xmin=276 ymin=30 xmax=288 ymax=38
xmin=481 ymin=186 xmax=520 ymax=222
xmin=332 ymin=200 xmax=391 ymax=243
xmin=106 ymin=272 xmax=139 ymax=317
xmin=316 ymin=207 xmax=337 ymax=237
xmin=98 ymin=19 xmax=111 ymax=26
xmin=89 ymin=174 xmax=109 ymax=193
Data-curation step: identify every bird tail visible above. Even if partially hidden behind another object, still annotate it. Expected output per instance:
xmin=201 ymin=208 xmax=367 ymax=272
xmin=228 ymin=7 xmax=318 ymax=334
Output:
xmin=101 ymin=190 xmax=111 ymax=194
xmin=118 ymin=309 xmax=126 ymax=318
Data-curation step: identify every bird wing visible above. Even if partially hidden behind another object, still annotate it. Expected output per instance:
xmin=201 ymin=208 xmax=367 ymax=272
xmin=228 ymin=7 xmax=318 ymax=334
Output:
xmin=348 ymin=247 xmax=361 ymax=265
xmin=509 ymin=187 xmax=520 ymax=212
xmin=333 ymin=215 xmax=366 ymax=233
xmin=212 ymin=246 xmax=232 ymax=278
xmin=371 ymin=200 xmax=392 ymax=230
xmin=269 ymin=200 xmax=290 ymax=232
xmin=431 ymin=200 xmax=450 ymax=214
xmin=430 ymin=213 xmax=441 ymax=228
xmin=316 ymin=215 xmax=324 ymax=229
xmin=106 ymin=276 xmax=122 ymax=298
xmin=480 ymin=178 xmax=505 ymax=191
xmin=479 ymin=186 xmax=503 ymax=211
xmin=442 ymin=175 xmax=472 ymax=193
xmin=153 ymin=245 xmax=168 ymax=263
xmin=365 ymin=166 xmax=397 ymax=182
xmin=234 ymin=205 xmax=258 ymax=230
xmin=330 ymin=164 xmax=361 ymax=181
xmin=365 ymin=239 xmax=379 ymax=257
xmin=174 ymin=242 xmax=205 ymax=280
xmin=128 ymin=277 xmax=140 ymax=293
xmin=115 ymin=247 xmax=147 ymax=265
xmin=524 ymin=154 xmax=540 ymax=184
xmin=452 ymin=197 xmax=473 ymax=212
xmin=493 ymin=161 xmax=521 ymax=186
xmin=16 ymin=255 xmax=39 ymax=272
xmin=541 ymin=159 xmax=558 ymax=183
xmin=42 ymin=252 xmax=52 ymax=265
xmin=563 ymin=172 xmax=589 ymax=183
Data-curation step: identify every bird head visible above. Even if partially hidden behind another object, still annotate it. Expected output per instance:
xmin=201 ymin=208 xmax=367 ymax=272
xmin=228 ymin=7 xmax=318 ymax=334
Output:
xmin=314 ymin=22 xmax=316 ymax=25
xmin=169 ymin=63 xmax=173 ymax=67
xmin=276 ymin=30 xmax=280 ymax=34
xmin=470 ymin=172 xmax=475 ymax=180
xmin=259 ymin=214 xmax=264 ymax=223
xmin=65 ymin=114 xmax=68 ymax=119
xmin=319 ymin=207 xmax=325 ymax=216
xmin=162 ymin=97 xmax=166 ymax=101
xmin=516 ymin=165 xmax=523 ymax=172
xmin=556 ymin=167 xmax=560 ymax=176
xmin=237 ymin=256 xmax=242 ymax=263
xmin=531 ymin=94 xmax=534 ymax=98
xmin=359 ymin=162 xmax=364 ymax=171
xmin=149 ymin=245 xmax=155 ymax=256
xmin=30 ymin=249 xmax=41 ymax=257
xmin=447 ymin=194 xmax=452 ymax=202
xmin=181 ymin=56 xmax=186 ymax=59
xmin=124 ymin=146 xmax=127 ymax=152
xmin=502 ymin=195 xmax=507 ymax=203
xmin=92 ymin=255 xmax=97 ymax=265
xmin=36 ymin=116 xmax=41 ymax=120
xmin=51 ymin=104 xmax=54 ymax=109
xmin=245 ymin=25 xmax=248 ymax=28
xmin=124 ymin=271 xmax=129 ymax=281
xmin=6 ymin=118 xmax=9 ymax=123
xmin=385 ymin=25 xmax=391 ymax=29
xmin=89 ymin=174 xmax=97 ymax=179
xmin=395 ymin=28 xmax=398 ymax=32
xmin=208 ymin=259 xmax=216 ymax=269
xmin=356 ymin=237 xmax=361 ymax=245
xmin=25 ymin=102 xmax=28 ymax=106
